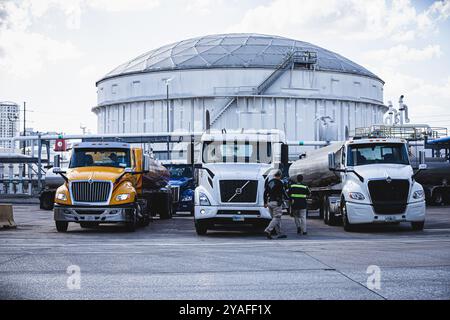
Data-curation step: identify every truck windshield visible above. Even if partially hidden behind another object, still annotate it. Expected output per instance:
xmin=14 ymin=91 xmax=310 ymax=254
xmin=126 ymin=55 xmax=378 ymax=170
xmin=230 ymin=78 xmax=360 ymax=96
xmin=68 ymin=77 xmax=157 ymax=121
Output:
xmin=202 ymin=141 xmax=272 ymax=164
xmin=69 ymin=148 xmax=131 ymax=168
xmin=347 ymin=143 xmax=409 ymax=166
xmin=167 ymin=165 xmax=193 ymax=179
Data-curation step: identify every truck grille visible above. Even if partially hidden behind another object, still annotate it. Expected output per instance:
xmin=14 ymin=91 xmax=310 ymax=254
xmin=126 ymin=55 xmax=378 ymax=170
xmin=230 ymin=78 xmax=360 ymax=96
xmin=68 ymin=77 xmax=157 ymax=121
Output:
xmin=368 ymin=179 xmax=410 ymax=214
xmin=219 ymin=180 xmax=258 ymax=203
xmin=71 ymin=181 xmax=111 ymax=203
xmin=171 ymin=186 xmax=180 ymax=203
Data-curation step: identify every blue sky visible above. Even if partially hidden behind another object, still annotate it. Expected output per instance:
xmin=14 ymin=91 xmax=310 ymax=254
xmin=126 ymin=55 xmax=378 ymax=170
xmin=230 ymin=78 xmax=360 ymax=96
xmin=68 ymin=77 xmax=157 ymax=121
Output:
xmin=0 ymin=0 xmax=449 ymax=134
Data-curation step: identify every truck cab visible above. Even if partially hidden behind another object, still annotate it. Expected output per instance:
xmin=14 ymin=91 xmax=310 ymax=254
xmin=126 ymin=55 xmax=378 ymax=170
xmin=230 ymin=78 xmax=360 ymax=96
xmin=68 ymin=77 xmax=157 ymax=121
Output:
xmin=163 ymin=161 xmax=195 ymax=215
xmin=53 ymin=142 xmax=153 ymax=232
xmin=193 ymin=130 xmax=289 ymax=235
xmin=329 ymin=138 xmax=427 ymax=230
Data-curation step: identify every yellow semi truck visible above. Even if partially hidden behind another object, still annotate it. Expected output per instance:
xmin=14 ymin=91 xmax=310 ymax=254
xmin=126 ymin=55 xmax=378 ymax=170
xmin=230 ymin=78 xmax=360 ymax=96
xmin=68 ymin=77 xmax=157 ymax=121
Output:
xmin=53 ymin=142 xmax=172 ymax=232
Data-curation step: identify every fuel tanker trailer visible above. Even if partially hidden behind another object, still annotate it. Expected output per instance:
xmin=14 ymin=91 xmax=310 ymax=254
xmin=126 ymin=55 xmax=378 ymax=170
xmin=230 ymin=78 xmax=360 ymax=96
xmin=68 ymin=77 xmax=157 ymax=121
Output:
xmin=52 ymin=142 xmax=172 ymax=232
xmin=289 ymin=138 xmax=427 ymax=231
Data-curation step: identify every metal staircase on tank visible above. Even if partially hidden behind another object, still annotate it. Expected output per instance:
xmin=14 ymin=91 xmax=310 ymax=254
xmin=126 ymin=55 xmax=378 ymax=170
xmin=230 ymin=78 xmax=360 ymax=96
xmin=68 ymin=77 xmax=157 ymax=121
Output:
xmin=210 ymin=50 xmax=317 ymax=126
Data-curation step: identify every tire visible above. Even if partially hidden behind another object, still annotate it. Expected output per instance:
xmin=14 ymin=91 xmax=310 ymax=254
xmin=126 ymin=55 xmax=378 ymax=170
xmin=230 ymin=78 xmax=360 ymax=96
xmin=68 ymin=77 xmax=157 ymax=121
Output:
xmin=319 ymin=201 xmax=324 ymax=219
xmin=125 ymin=207 xmax=137 ymax=232
xmin=55 ymin=221 xmax=68 ymax=232
xmin=323 ymin=196 xmax=330 ymax=225
xmin=140 ymin=215 xmax=151 ymax=227
xmin=411 ymin=221 xmax=425 ymax=231
xmin=80 ymin=222 xmax=99 ymax=228
xmin=40 ymin=193 xmax=54 ymax=210
xmin=432 ymin=190 xmax=444 ymax=206
xmin=195 ymin=220 xmax=208 ymax=235
xmin=341 ymin=199 xmax=355 ymax=232
xmin=159 ymin=195 xmax=173 ymax=220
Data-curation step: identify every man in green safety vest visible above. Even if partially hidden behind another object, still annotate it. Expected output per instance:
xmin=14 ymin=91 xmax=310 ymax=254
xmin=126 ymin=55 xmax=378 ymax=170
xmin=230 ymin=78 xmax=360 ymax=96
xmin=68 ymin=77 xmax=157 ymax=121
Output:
xmin=288 ymin=174 xmax=311 ymax=235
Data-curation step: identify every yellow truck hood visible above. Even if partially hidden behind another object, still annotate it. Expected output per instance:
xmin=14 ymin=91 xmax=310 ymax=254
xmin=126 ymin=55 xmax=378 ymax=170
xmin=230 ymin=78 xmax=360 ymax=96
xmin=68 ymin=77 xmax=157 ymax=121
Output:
xmin=67 ymin=167 xmax=124 ymax=182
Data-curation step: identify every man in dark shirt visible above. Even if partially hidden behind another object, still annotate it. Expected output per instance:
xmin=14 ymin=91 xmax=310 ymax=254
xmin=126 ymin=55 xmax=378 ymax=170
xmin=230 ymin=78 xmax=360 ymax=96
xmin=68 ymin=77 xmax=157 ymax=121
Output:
xmin=264 ymin=170 xmax=288 ymax=240
xmin=288 ymin=174 xmax=311 ymax=235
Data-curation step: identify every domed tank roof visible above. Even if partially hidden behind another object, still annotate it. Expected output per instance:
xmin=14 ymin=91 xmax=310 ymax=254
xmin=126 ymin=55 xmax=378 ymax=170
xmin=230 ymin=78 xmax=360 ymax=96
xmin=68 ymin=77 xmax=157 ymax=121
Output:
xmin=99 ymin=33 xmax=381 ymax=83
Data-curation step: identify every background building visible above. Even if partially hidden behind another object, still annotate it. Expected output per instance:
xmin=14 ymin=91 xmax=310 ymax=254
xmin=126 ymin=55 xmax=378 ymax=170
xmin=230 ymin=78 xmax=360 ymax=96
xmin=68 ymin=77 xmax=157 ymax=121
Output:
xmin=0 ymin=101 xmax=19 ymax=150
xmin=93 ymin=33 xmax=386 ymax=156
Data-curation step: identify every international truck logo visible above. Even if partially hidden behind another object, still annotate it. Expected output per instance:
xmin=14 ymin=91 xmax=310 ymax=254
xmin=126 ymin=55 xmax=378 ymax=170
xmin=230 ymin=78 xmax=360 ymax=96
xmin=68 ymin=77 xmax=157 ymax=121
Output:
xmin=88 ymin=178 xmax=93 ymax=185
xmin=386 ymin=177 xmax=392 ymax=184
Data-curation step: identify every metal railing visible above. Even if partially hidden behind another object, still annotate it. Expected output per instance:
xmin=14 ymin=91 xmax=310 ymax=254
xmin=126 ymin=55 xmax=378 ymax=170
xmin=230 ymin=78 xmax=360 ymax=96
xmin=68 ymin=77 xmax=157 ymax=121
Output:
xmin=355 ymin=125 xmax=448 ymax=141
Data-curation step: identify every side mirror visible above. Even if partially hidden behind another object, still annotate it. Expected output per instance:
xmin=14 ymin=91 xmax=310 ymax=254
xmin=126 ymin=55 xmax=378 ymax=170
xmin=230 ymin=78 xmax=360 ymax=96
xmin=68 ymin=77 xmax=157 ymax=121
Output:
xmin=187 ymin=142 xmax=195 ymax=165
xmin=328 ymin=152 xmax=336 ymax=171
xmin=53 ymin=167 xmax=65 ymax=174
xmin=281 ymin=144 xmax=289 ymax=167
xmin=419 ymin=151 xmax=426 ymax=166
xmin=124 ymin=168 xmax=134 ymax=174
xmin=54 ymin=154 xmax=61 ymax=168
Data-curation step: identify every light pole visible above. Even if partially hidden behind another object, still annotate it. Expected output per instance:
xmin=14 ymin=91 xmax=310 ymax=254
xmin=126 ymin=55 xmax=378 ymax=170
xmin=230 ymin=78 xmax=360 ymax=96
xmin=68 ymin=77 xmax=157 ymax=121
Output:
xmin=162 ymin=78 xmax=173 ymax=160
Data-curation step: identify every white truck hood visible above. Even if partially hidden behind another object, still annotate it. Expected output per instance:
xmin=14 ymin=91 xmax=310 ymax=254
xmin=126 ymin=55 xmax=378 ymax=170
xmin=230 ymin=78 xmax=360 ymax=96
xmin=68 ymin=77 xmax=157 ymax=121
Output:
xmin=353 ymin=163 xmax=413 ymax=180
xmin=204 ymin=163 xmax=273 ymax=180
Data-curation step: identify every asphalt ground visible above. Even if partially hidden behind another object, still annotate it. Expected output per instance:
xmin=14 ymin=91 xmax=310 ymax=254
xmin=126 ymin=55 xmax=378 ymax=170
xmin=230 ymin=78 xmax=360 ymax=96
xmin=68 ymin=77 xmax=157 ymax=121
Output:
xmin=0 ymin=205 xmax=449 ymax=300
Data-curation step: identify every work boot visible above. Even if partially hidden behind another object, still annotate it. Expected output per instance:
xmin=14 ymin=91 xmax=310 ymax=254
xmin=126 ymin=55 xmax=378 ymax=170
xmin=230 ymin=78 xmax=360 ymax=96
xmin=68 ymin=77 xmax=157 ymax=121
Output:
xmin=277 ymin=234 xmax=287 ymax=239
xmin=303 ymin=232 xmax=308 ymax=236
xmin=297 ymin=227 xmax=301 ymax=234
xmin=265 ymin=231 xmax=273 ymax=240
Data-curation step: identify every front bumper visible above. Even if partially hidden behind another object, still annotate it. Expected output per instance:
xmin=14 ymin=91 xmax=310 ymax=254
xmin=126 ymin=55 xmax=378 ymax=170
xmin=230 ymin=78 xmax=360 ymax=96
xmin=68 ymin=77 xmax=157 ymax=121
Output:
xmin=195 ymin=205 xmax=272 ymax=225
xmin=54 ymin=204 xmax=136 ymax=223
xmin=346 ymin=201 xmax=426 ymax=224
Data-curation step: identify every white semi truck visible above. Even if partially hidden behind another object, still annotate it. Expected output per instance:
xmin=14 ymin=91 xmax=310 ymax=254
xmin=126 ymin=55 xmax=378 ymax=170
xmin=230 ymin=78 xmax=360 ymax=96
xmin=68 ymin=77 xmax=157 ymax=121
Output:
xmin=193 ymin=129 xmax=289 ymax=235
xmin=289 ymin=137 xmax=427 ymax=231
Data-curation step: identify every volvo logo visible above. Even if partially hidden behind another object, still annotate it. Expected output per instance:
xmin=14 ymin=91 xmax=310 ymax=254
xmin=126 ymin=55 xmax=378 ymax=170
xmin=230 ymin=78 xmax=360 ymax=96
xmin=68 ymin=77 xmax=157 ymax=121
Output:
xmin=227 ymin=181 xmax=251 ymax=202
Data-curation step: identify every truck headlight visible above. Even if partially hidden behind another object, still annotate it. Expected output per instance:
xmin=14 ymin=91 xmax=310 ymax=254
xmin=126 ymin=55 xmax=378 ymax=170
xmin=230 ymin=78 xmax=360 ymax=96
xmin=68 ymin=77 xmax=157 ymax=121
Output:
xmin=115 ymin=194 xmax=131 ymax=201
xmin=56 ymin=193 xmax=67 ymax=201
xmin=413 ymin=190 xmax=425 ymax=200
xmin=349 ymin=192 xmax=365 ymax=201
xmin=198 ymin=192 xmax=211 ymax=206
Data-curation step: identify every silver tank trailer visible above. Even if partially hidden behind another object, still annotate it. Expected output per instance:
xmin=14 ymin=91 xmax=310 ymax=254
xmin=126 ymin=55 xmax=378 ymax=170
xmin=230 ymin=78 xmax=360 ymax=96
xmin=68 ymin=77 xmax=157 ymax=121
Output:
xmin=289 ymin=142 xmax=343 ymax=188
xmin=44 ymin=168 xmax=65 ymax=189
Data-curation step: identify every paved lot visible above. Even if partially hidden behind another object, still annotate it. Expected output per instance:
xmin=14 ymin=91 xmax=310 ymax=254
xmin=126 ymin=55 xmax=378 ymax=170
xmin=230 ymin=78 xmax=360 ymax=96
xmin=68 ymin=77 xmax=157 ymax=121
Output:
xmin=1 ymin=205 xmax=450 ymax=300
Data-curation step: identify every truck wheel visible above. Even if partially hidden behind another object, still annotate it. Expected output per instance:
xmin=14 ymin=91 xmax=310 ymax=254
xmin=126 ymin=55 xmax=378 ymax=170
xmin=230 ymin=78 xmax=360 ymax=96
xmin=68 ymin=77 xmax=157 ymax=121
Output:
xmin=40 ymin=193 xmax=54 ymax=210
xmin=411 ymin=221 xmax=425 ymax=231
xmin=319 ymin=201 xmax=324 ymax=219
xmin=432 ymin=190 xmax=444 ymax=206
xmin=323 ymin=196 xmax=330 ymax=225
xmin=341 ymin=200 xmax=355 ymax=232
xmin=55 ymin=221 xmax=68 ymax=232
xmin=126 ymin=208 xmax=137 ymax=232
xmin=160 ymin=202 xmax=173 ymax=220
xmin=195 ymin=221 xmax=208 ymax=235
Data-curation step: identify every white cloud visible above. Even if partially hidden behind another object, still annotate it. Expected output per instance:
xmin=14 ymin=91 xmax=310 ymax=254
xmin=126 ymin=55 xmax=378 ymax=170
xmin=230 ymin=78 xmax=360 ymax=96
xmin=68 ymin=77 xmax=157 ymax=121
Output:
xmin=186 ymin=0 xmax=220 ymax=15
xmin=88 ymin=0 xmax=160 ymax=12
xmin=230 ymin=0 xmax=449 ymax=42
xmin=364 ymin=44 xmax=442 ymax=66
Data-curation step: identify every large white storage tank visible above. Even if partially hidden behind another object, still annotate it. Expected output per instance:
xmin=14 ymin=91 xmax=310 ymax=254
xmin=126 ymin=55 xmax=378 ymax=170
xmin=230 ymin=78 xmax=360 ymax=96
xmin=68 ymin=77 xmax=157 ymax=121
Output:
xmin=93 ymin=33 xmax=386 ymax=157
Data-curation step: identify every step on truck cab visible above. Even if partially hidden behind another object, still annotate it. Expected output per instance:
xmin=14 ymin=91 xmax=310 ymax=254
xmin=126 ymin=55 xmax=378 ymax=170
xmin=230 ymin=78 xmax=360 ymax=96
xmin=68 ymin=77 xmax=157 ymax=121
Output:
xmin=289 ymin=138 xmax=427 ymax=231
xmin=53 ymin=142 xmax=172 ymax=232
xmin=193 ymin=129 xmax=289 ymax=235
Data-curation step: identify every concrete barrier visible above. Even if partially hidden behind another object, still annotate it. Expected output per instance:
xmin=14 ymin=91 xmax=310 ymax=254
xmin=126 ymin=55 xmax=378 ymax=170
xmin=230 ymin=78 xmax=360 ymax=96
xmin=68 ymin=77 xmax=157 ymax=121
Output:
xmin=0 ymin=204 xmax=16 ymax=229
